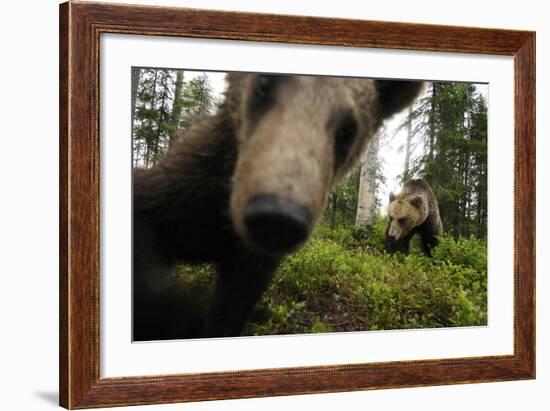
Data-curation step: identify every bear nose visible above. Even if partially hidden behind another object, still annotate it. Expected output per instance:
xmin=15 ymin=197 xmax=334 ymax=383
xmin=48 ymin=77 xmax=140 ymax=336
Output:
xmin=243 ymin=194 xmax=312 ymax=255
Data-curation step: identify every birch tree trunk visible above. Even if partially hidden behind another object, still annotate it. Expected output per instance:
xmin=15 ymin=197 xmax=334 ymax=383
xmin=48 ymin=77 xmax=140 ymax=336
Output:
xmin=355 ymin=134 xmax=380 ymax=227
xmin=403 ymin=106 xmax=413 ymax=180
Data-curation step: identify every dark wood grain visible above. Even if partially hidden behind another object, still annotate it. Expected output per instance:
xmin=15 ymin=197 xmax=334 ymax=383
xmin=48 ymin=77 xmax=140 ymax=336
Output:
xmin=59 ymin=1 xmax=536 ymax=408
xmin=514 ymin=34 xmax=536 ymax=376
xmin=59 ymin=2 xmax=69 ymax=407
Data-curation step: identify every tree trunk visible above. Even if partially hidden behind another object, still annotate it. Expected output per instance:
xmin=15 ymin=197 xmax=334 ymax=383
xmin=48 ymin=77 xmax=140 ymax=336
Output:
xmin=330 ymin=193 xmax=338 ymax=228
xmin=153 ymin=71 xmax=169 ymax=165
xmin=403 ymin=106 xmax=413 ymax=180
xmin=429 ymin=83 xmax=437 ymax=162
xmin=477 ymin=160 xmax=487 ymax=238
xmin=197 ymin=73 xmax=210 ymax=117
xmin=169 ymin=70 xmax=184 ymax=145
xmin=144 ymin=69 xmax=159 ymax=168
xmin=355 ymin=135 xmax=380 ymax=227
xmin=131 ymin=67 xmax=141 ymax=133
xmin=131 ymin=67 xmax=142 ymax=167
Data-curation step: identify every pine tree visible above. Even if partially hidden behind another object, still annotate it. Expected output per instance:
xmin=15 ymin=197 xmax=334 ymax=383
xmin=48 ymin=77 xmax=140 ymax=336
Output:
xmin=180 ymin=73 xmax=215 ymax=131
xmin=132 ymin=70 xmax=218 ymax=168
xmin=401 ymin=82 xmax=488 ymax=238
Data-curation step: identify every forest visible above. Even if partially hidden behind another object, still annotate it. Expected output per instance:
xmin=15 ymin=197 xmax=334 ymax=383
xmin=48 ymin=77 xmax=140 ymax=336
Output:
xmin=132 ymin=68 xmax=488 ymax=335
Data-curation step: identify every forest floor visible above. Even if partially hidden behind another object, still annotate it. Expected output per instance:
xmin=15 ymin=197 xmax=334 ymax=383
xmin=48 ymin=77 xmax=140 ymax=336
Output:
xmin=174 ymin=216 xmax=488 ymax=337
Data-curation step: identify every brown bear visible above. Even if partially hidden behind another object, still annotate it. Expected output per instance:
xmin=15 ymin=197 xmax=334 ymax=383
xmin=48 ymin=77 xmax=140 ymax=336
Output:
xmin=385 ymin=179 xmax=443 ymax=256
xmin=133 ymin=73 xmax=423 ymax=340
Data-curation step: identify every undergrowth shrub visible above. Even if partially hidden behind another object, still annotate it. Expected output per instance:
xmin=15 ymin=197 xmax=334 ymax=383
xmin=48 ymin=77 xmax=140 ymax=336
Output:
xmin=174 ymin=215 xmax=487 ymax=336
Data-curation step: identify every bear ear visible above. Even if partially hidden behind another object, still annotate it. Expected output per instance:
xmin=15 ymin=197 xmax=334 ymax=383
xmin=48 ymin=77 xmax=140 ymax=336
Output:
xmin=409 ymin=195 xmax=424 ymax=210
xmin=389 ymin=192 xmax=396 ymax=202
xmin=375 ymin=80 xmax=424 ymax=119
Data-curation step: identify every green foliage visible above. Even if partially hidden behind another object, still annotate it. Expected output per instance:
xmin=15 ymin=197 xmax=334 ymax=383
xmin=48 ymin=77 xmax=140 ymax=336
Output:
xmin=404 ymin=82 xmax=488 ymax=238
xmin=244 ymin=217 xmax=487 ymax=335
xmin=171 ymin=216 xmax=487 ymax=337
xmin=132 ymin=69 xmax=216 ymax=168
xmin=178 ymin=74 xmax=216 ymax=131
xmin=173 ymin=262 xmax=216 ymax=285
xmin=432 ymin=235 xmax=487 ymax=273
xmin=323 ymin=169 xmax=361 ymax=227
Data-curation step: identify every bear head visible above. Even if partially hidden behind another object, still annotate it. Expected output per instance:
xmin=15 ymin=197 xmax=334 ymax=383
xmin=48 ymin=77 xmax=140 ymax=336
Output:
xmin=225 ymin=73 xmax=424 ymax=256
xmin=386 ymin=192 xmax=428 ymax=242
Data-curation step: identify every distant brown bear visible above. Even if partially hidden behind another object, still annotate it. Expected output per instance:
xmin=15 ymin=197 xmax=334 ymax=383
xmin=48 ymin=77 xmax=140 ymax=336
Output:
xmin=133 ymin=73 xmax=423 ymax=340
xmin=385 ymin=179 xmax=443 ymax=256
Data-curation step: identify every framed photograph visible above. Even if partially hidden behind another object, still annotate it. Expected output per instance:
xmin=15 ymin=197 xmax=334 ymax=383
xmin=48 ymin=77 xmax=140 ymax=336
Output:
xmin=59 ymin=1 xmax=535 ymax=408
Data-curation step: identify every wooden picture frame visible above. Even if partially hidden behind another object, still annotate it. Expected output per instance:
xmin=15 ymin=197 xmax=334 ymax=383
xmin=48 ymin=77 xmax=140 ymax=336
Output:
xmin=59 ymin=1 xmax=535 ymax=408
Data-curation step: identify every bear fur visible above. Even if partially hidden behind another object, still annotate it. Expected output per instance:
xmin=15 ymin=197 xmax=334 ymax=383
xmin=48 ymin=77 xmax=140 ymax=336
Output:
xmin=385 ymin=179 xmax=443 ymax=256
xmin=133 ymin=74 xmax=423 ymax=340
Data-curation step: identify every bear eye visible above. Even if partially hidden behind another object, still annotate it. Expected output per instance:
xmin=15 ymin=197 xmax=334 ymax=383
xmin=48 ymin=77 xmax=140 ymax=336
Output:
xmin=334 ymin=113 xmax=359 ymax=168
xmin=254 ymin=74 xmax=279 ymax=99
xmin=398 ymin=218 xmax=406 ymax=224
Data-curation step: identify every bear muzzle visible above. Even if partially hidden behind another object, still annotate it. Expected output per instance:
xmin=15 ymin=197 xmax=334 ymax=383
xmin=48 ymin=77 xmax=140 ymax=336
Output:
xmin=243 ymin=194 xmax=312 ymax=255
xmin=387 ymin=222 xmax=404 ymax=241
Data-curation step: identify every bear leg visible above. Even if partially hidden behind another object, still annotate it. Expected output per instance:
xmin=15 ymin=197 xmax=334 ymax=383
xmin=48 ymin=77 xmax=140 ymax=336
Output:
xmin=397 ymin=232 xmax=415 ymax=255
xmin=202 ymin=249 xmax=281 ymax=338
xmin=420 ymin=232 xmax=439 ymax=257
